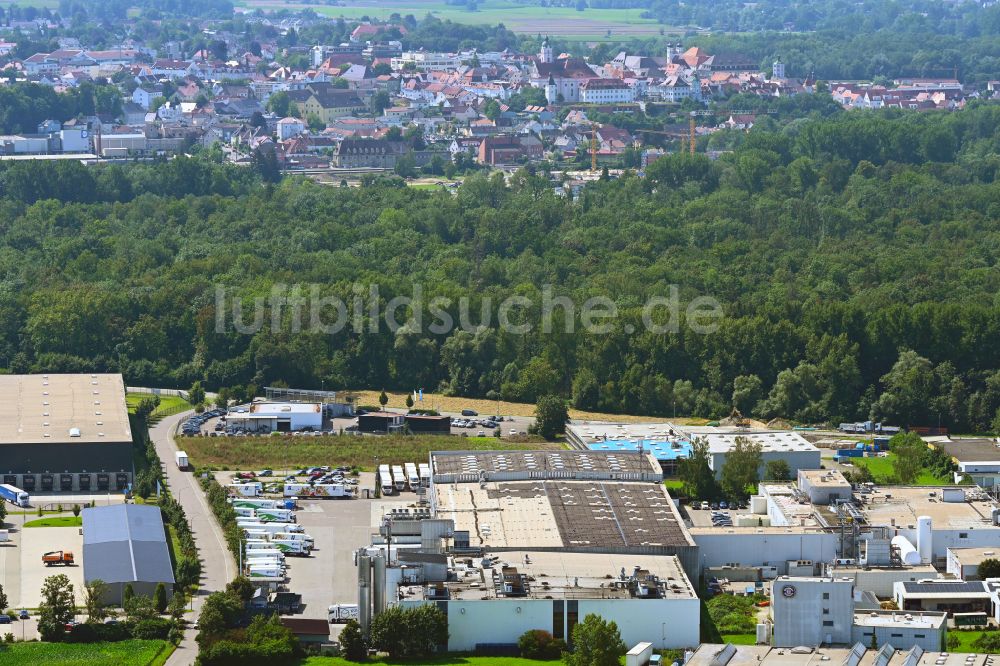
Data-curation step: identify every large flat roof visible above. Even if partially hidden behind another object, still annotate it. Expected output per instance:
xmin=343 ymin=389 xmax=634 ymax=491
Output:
xmin=431 ymin=449 xmax=661 ymax=482
xmin=408 ymin=551 xmax=696 ymax=601
xmin=853 ymin=609 xmax=946 ymax=629
xmin=859 ymin=486 xmax=998 ymax=530
xmin=934 ymin=437 xmax=1000 ymax=462
xmin=434 ymin=479 xmax=694 ymax=551
xmin=0 ymin=374 xmax=132 ymax=445
xmin=700 ymin=431 xmax=817 ymax=454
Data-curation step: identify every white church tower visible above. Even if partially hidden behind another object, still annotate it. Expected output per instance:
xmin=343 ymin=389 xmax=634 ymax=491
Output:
xmin=772 ymin=58 xmax=785 ymax=79
xmin=539 ymin=36 xmax=553 ymax=64
xmin=545 ymin=74 xmax=558 ymax=104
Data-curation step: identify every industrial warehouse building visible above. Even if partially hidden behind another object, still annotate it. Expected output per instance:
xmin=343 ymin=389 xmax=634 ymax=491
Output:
xmin=0 ymin=374 xmax=134 ymax=492
xmin=355 ymin=449 xmax=701 ymax=650
xmin=83 ymin=504 xmax=174 ymax=605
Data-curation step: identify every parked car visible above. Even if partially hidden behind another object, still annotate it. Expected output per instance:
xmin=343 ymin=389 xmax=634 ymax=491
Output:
xmin=461 ymin=409 xmax=478 ymax=416
xmin=258 ymin=470 xmax=273 ymax=477
xmin=0 ymin=615 xmax=11 ymax=624
xmin=18 ymin=609 xmax=29 ymax=619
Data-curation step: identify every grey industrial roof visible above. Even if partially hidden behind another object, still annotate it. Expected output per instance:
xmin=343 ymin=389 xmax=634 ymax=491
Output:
xmin=0 ymin=373 xmax=132 ymax=445
xmin=82 ymin=504 xmax=174 ymax=586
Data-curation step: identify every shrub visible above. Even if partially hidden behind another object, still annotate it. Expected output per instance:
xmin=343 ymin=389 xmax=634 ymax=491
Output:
xmin=519 ymin=629 xmax=565 ymax=659
xmin=340 ymin=619 xmax=368 ymax=661
xmin=131 ymin=618 xmax=173 ymax=640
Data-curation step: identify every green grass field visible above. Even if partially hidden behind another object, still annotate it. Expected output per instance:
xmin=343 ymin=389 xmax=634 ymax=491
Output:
xmin=23 ymin=515 xmax=82 ymax=528
xmin=239 ymin=0 xmax=666 ymax=39
xmin=127 ymin=393 xmax=192 ymax=425
xmin=296 ymin=650 xmax=679 ymax=666
xmin=849 ymin=453 xmax=952 ymax=486
xmin=720 ymin=633 xmax=758 ymax=645
xmin=0 ymin=640 xmax=170 ymax=666
xmin=177 ymin=433 xmax=560 ymax=470
xmin=948 ymin=630 xmax=990 ymax=652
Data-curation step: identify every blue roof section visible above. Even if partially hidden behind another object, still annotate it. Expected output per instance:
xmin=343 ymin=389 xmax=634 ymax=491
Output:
xmin=586 ymin=438 xmax=693 ymax=461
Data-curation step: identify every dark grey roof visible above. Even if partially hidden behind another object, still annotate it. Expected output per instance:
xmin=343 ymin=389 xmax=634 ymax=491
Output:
xmin=900 ymin=581 xmax=986 ymax=594
xmin=82 ymin=504 xmax=174 ymax=586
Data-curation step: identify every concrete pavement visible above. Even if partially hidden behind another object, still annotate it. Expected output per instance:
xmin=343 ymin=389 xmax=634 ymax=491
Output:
xmin=150 ymin=410 xmax=236 ymax=666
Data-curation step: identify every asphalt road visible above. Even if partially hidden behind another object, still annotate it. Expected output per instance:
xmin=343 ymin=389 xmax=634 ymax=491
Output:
xmin=150 ymin=410 xmax=236 ymax=666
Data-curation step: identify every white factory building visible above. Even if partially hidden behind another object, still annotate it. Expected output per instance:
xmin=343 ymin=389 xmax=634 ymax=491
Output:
xmin=226 ymin=401 xmax=323 ymax=433
xmin=356 ymin=449 xmax=702 ymax=651
xmin=700 ymin=431 xmax=821 ymax=480
xmin=772 ymin=576 xmax=947 ymax=652
xmin=395 ymin=552 xmax=700 ymax=651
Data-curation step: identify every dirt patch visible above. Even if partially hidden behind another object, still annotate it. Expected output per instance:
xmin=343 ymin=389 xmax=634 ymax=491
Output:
xmin=346 ymin=389 xmax=707 ymax=425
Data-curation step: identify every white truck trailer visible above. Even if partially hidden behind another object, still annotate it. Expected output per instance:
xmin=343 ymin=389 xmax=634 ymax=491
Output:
xmin=391 ymin=465 xmax=405 ymax=492
xmin=254 ymin=508 xmax=295 ymax=522
xmin=418 ymin=463 xmax=430 ymax=488
xmin=328 ymin=604 xmax=360 ymax=623
xmin=228 ymin=482 xmax=263 ymax=497
xmin=238 ymin=520 xmax=304 ymax=534
xmin=229 ymin=498 xmax=283 ymax=510
xmin=175 ymin=451 xmax=189 ymax=470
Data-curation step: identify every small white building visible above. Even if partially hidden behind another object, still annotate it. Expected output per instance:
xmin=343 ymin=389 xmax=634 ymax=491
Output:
xmin=702 ymin=431 xmax=821 ymax=480
xmin=227 ymin=402 xmax=323 ymax=433
xmin=59 ymin=127 xmax=90 ymax=153
xmin=771 ymin=576 xmax=854 ymax=647
xmin=797 ymin=469 xmax=852 ymax=505
xmin=893 ymin=580 xmax=990 ymax=615
xmin=276 ymin=117 xmax=305 ymax=140
xmin=850 ymin=610 xmax=946 ymax=652
xmin=946 ymin=547 xmax=1000 ymax=581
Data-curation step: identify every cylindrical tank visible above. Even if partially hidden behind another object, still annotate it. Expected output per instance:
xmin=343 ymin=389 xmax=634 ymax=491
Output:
xmin=756 ymin=623 xmax=770 ymax=645
xmin=358 ymin=553 xmax=371 ymax=632
xmin=372 ymin=554 xmax=387 ymax=617
xmin=917 ymin=516 xmax=932 ymax=563
xmin=892 ymin=535 xmax=921 ymax=566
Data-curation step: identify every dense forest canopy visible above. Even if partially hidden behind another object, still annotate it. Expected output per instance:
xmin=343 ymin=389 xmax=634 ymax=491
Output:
xmin=4 ymin=104 xmax=1000 ymax=429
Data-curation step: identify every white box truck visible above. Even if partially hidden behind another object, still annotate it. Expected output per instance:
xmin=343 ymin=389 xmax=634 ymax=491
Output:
xmin=175 ymin=451 xmax=189 ymax=470
xmin=419 ymin=463 xmax=430 ymax=488
xmin=328 ymin=604 xmax=360 ymax=624
xmin=404 ymin=463 xmax=419 ymax=491
xmin=391 ymin=465 xmax=405 ymax=492
xmin=378 ymin=465 xmax=394 ymax=495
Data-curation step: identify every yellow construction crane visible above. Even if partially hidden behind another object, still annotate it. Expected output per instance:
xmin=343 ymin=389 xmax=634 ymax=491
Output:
xmin=688 ymin=110 xmax=713 ymax=155
xmin=590 ymin=122 xmax=597 ymax=172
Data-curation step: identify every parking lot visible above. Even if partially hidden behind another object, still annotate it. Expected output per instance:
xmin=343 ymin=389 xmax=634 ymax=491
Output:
xmin=182 ymin=408 xmax=532 ymax=440
xmin=683 ymin=501 xmax=747 ymax=528
xmin=221 ymin=469 xmax=417 ymax=633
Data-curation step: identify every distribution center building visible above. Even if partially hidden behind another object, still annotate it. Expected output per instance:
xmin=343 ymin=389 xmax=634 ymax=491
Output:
xmin=0 ymin=373 xmax=134 ymax=492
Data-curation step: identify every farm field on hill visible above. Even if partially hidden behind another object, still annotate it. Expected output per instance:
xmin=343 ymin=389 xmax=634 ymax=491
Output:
xmin=238 ymin=0 xmax=667 ymax=38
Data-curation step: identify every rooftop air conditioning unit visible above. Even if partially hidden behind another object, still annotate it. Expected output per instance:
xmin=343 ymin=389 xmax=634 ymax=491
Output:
xmin=69 ymin=428 xmax=81 ymax=437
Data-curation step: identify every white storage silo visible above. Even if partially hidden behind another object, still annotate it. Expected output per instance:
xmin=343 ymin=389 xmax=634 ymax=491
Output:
xmin=891 ymin=535 xmax=921 ymax=566
xmin=917 ymin=516 xmax=933 ymax=563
